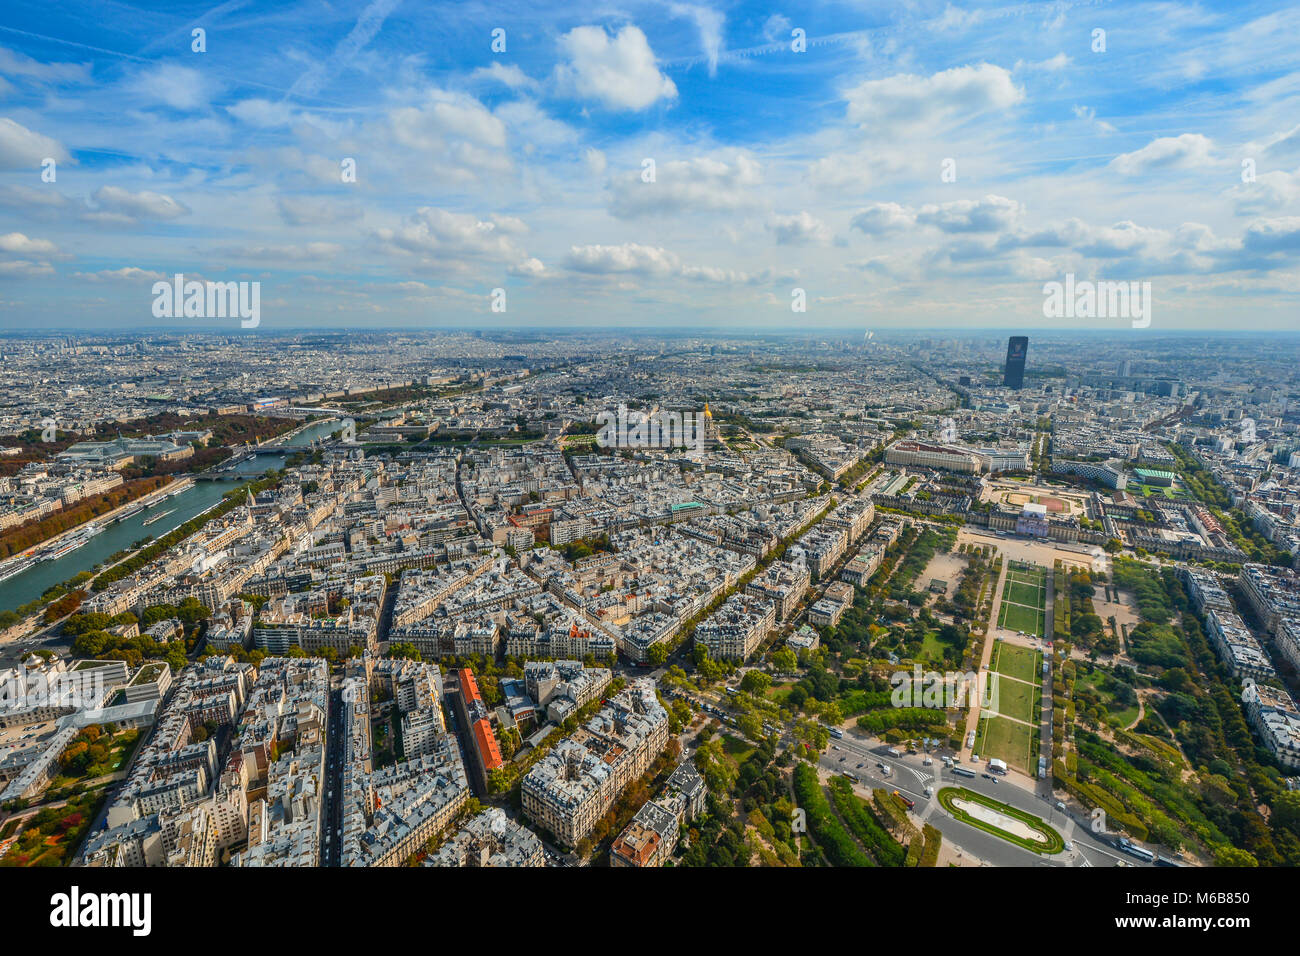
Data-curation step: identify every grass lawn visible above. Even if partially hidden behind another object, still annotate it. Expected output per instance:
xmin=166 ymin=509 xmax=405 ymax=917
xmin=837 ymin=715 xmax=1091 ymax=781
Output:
xmin=991 ymin=642 xmax=1041 ymax=684
xmin=918 ymin=631 xmax=948 ymax=663
xmin=721 ymin=734 xmax=755 ymax=764
xmin=1005 ymin=579 xmax=1045 ymax=608
xmin=998 ymin=601 xmax=1044 ymax=636
xmin=974 ymin=715 xmax=1036 ymax=773
xmin=987 ymin=673 xmax=1039 ymax=724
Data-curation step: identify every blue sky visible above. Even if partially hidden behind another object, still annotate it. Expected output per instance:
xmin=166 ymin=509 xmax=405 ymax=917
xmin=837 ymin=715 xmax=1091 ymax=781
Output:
xmin=0 ymin=0 xmax=1298 ymax=331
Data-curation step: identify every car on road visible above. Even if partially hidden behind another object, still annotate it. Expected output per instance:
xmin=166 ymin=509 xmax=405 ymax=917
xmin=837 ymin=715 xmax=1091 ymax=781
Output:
xmin=1063 ymin=841 xmax=1073 ymax=851
xmin=981 ymin=772 xmax=992 ymax=779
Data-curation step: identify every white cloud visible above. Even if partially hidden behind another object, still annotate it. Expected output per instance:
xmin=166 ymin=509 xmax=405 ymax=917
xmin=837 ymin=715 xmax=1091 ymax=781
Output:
xmin=583 ymin=148 xmax=607 ymax=177
xmin=1110 ymin=134 xmax=1215 ymax=175
xmin=609 ymin=154 xmax=762 ymax=218
xmin=1015 ymin=52 xmax=1070 ymax=72
xmin=1241 ymin=216 xmax=1300 ymax=254
xmin=228 ymin=99 xmax=295 ymax=128
xmin=916 ymin=195 xmax=1021 ymax=233
xmin=91 ymin=185 xmax=191 ymax=221
xmin=127 ymin=63 xmax=214 ymax=110
xmin=277 ymin=195 xmax=364 ymax=226
xmin=0 ymin=232 xmax=57 ymax=255
xmin=670 ymin=4 xmax=726 ymax=76
xmin=469 ymin=62 xmax=538 ymax=91
xmin=216 ymin=242 xmax=343 ymax=262
xmin=844 ymin=63 xmax=1023 ymax=134
xmin=374 ymin=207 xmax=528 ymax=264
xmin=509 ymin=257 xmax=547 ymax=277
xmin=850 ymin=202 xmax=917 ymax=235
xmin=73 ymin=266 xmax=168 ymax=282
xmin=554 ymin=25 xmax=677 ymax=111
xmin=1073 ymin=105 xmax=1117 ymax=135
xmin=0 ymin=46 xmax=92 ymax=85
xmin=762 ymin=14 xmax=792 ymax=43
xmin=0 ymin=117 xmax=70 ymax=169
xmin=0 ymin=259 xmax=53 ymax=278
xmin=768 ymin=211 xmax=831 ymax=244
xmin=563 ymin=242 xmax=752 ymax=283
xmin=1228 ymin=168 xmax=1300 ymax=214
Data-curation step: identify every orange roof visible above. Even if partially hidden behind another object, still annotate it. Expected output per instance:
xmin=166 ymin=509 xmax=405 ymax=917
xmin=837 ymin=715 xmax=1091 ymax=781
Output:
xmin=472 ymin=719 xmax=503 ymax=771
xmin=459 ymin=668 xmax=482 ymax=706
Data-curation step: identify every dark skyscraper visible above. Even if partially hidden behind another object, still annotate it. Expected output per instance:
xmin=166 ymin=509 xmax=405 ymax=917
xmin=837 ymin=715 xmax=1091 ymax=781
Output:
xmin=1004 ymin=336 xmax=1028 ymax=389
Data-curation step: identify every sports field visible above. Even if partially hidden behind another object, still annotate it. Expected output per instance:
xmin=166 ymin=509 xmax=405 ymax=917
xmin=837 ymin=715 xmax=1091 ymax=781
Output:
xmin=974 ymin=715 xmax=1037 ymax=774
xmin=986 ymin=671 xmax=1039 ymax=722
xmin=974 ymin=641 xmax=1042 ymax=774
xmin=997 ymin=561 xmax=1047 ymax=637
xmin=990 ymin=641 xmax=1041 ymax=685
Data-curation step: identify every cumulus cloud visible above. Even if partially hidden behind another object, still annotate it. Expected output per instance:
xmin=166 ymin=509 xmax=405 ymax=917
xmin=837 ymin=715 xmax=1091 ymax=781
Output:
xmin=554 ymin=25 xmax=677 ymax=111
xmin=374 ymin=207 xmax=530 ymax=266
xmin=843 ymin=63 xmax=1023 ymax=134
xmin=851 ymin=202 xmax=917 ymax=235
xmin=916 ymin=195 xmax=1021 ymax=233
xmin=0 ymin=117 xmax=70 ymax=169
xmin=609 ymin=154 xmax=762 ymax=218
xmin=0 ymin=232 xmax=58 ymax=255
xmin=385 ymin=88 xmax=513 ymax=182
xmin=563 ymin=242 xmax=752 ymax=283
xmin=1110 ymin=134 xmax=1214 ymax=175
xmin=1240 ymin=216 xmax=1300 ymax=254
xmin=768 ymin=211 xmax=831 ymax=244
xmin=469 ymin=62 xmax=538 ymax=91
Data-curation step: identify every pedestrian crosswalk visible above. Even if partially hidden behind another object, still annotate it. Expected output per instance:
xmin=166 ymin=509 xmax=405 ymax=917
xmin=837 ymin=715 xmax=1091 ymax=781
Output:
xmin=908 ymin=767 xmax=934 ymax=785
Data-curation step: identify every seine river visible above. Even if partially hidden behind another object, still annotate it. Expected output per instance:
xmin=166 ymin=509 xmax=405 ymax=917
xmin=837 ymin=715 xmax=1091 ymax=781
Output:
xmin=0 ymin=418 xmax=339 ymax=613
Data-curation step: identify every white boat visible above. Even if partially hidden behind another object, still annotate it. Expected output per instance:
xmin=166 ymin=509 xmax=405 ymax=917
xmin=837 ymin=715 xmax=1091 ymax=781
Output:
xmin=114 ymin=504 xmax=146 ymax=523
xmin=0 ymin=557 xmax=36 ymax=582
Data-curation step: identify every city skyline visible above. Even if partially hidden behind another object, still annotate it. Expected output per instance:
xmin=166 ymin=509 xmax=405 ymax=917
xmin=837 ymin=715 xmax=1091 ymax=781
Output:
xmin=0 ymin=0 xmax=1297 ymax=331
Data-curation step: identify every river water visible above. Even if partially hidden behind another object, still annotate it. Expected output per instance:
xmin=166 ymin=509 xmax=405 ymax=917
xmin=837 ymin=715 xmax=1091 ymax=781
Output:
xmin=0 ymin=418 xmax=339 ymax=612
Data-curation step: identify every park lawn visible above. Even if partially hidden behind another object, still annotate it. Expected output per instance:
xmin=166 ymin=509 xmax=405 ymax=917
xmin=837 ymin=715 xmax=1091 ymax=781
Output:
xmin=974 ymin=716 xmax=1036 ymax=774
xmin=768 ymin=684 xmax=795 ymax=705
xmin=992 ymin=641 xmax=1042 ymax=684
xmin=918 ymin=631 xmax=948 ymax=664
xmin=988 ymin=673 xmax=1039 ymax=724
xmin=1005 ymin=579 xmax=1046 ymax=609
xmin=1007 ymin=561 xmax=1047 ymax=582
xmin=721 ymin=734 xmax=755 ymax=764
xmin=1109 ymin=703 xmax=1140 ymax=728
xmin=998 ymin=601 xmax=1044 ymax=637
